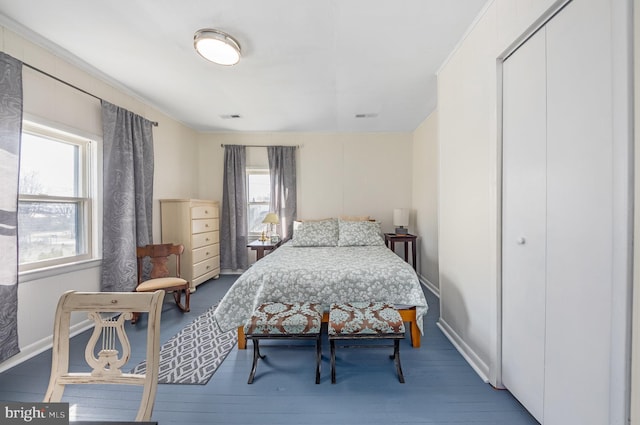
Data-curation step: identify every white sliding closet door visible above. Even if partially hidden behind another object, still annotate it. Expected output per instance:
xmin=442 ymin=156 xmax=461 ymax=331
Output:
xmin=544 ymin=0 xmax=612 ymax=423
xmin=502 ymin=1 xmax=615 ymax=423
xmin=501 ymin=28 xmax=547 ymax=424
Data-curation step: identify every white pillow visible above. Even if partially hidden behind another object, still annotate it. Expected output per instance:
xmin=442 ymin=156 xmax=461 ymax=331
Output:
xmin=292 ymin=218 xmax=339 ymax=247
xmin=337 ymin=219 xmax=384 ymax=246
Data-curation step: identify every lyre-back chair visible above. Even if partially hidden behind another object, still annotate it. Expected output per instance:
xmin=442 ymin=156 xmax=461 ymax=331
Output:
xmin=44 ymin=290 xmax=164 ymax=422
xmin=135 ymin=243 xmax=190 ymax=322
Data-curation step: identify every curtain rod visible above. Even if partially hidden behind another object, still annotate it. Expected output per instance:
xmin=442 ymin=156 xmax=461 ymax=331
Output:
xmin=22 ymin=63 xmax=159 ymax=127
xmin=220 ymin=144 xmax=300 ymax=148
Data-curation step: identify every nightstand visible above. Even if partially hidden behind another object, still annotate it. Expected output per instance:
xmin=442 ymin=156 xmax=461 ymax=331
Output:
xmin=384 ymin=233 xmax=417 ymax=270
xmin=247 ymin=239 xmax=281 ymax=261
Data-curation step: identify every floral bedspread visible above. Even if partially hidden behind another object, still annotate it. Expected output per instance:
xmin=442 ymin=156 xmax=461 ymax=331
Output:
xmin=213 ymin=242 xmax=428 ymax=334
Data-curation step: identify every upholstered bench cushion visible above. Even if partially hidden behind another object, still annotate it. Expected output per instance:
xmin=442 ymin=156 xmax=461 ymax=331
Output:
xmin=245 ymin=302 xmax=322 ymax=335
xmin=328 ymin=302 xmax=405 ymax=336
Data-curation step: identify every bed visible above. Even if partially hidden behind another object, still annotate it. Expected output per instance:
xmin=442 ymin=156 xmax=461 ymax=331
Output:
xmin=212 ymin=218 xmax=428 ymax=348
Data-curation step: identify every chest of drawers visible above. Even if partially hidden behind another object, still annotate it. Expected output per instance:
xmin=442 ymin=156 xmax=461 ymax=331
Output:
xmin=160 ymin=199 xmax=220 ymax=291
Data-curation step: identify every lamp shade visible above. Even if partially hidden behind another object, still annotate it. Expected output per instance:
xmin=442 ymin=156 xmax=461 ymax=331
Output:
xmin=194 ymin=28 xmax=241 ymax=66
xmin=393 ymin=208 xmax=409 ymax=227
xmin=262 ymin=213 xmax=280 ymax=225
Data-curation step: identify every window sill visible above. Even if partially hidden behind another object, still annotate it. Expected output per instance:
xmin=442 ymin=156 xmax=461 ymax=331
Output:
xmin=19 ymin=258 xmax=102 ymax=283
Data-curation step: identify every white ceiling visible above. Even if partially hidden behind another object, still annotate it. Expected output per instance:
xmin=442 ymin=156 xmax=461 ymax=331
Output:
xmin=0 ymin=1 xmax=488 ymax=133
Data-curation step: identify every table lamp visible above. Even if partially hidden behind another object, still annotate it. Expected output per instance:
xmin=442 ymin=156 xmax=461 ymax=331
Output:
xmin=393 ymin=208 xmax=409 ymax=235
xmin=262 ymin=212 xmax=280 ymax=242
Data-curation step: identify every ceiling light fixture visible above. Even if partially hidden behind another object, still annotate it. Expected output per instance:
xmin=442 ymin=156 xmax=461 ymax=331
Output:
xmin=194 ymin=28 xmax=241 ymax=66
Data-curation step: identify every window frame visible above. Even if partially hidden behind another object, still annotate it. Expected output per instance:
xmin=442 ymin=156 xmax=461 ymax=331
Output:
xmin=18 ymin=121 xmax=96 ymax=272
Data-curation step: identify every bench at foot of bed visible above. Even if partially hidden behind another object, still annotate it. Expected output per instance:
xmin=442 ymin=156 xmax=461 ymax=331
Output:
xmin=236 ymin=306 xmax=421 ymax=349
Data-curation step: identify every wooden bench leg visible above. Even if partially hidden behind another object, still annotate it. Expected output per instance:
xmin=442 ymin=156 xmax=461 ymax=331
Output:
xmin=245 ymin=334 xmax=321 ymax=384
xmin=247 ymin=339 xmax=265 ymax=384
xmin=330 ymin=339 xmax=336 ymax=384
xmin=391 ymin=339 xmax=405 ymax=383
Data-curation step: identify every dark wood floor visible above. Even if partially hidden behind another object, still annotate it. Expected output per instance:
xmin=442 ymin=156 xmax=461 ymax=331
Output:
xmin=0 ymin=275 xmax=539 ymax=424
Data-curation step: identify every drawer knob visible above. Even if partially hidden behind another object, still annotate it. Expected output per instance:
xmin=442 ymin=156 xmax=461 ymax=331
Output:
xmin=205 ymin=224 xmax=209 ymax=227
xmin=206 ymin=238 xmax=210 ymax=242
xmin=206 ymin=265 xmax=210 ymax=269
xmin=205 ymin=210 xmax=208 ymax=214
xmin=206 ymin=252 xmax=210 ymax=255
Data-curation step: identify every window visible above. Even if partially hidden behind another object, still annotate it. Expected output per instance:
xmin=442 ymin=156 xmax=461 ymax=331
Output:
xmin=246 ymin=169 xmax=271 ymax=236
xmin=18 ymin=122 xmax=95 ymax=271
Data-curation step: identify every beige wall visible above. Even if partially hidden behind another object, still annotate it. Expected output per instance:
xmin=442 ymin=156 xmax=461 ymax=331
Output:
xmin=411 ymin=111 xmax=439 ymax=292
xmin=437 ymin=2 xmax=501 ymax=381
xmin=198 ymin=131 xmax=413 ymax=232
xmin=0 ymin=25 xmax=200 ymax=371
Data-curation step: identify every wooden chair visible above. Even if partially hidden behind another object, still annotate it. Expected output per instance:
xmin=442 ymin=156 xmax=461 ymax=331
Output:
xmin=44 ymin=290 xmax=164 ymax=421
xmin=135 ymin=243 xmax=191 ymax=322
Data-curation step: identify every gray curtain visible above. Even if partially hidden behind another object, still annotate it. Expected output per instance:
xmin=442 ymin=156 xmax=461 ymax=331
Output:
xmin=101 ymin=101 xmax=154 ymax=292
xmin=0 ymin=53 xmax=22 ymax=362
xmin=221 ymin=145 xmax=248 ymax=270
xmin=268 ymin=146 xmax=297 ymax=240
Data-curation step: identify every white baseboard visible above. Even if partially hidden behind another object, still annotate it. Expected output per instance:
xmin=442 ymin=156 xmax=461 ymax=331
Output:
xmin=418 ymin=273 xmax=439 ymax=297
xmin=0 ymin=319 xmax=94 ymax=374
xmin=437 ymin=318 xmax=491 ymax=383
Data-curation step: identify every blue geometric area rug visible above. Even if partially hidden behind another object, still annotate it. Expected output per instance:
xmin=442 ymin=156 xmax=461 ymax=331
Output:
xmin=131 ymin=304 xmax=237 ymax=385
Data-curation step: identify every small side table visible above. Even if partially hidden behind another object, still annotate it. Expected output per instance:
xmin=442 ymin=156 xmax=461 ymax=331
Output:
xmin=247 ymin=239 xmax=281 ymax=261
xmin=384 ymin=233 xmax=417 ymax=270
